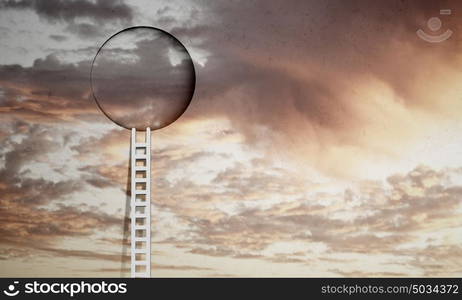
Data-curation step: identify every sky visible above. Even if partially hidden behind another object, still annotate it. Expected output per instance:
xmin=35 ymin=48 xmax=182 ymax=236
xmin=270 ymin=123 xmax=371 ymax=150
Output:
xmin=0 ymin=0 xmax=461 ymax=277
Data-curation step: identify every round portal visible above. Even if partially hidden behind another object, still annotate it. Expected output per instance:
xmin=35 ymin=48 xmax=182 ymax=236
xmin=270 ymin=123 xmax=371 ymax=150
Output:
xmin=91 ymin=26 xmax=196 ymax=130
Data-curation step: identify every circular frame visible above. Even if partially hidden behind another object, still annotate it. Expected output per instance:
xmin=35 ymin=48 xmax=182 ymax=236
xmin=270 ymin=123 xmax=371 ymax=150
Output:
xmin=90 ymin=26 xmax=196 ymax=130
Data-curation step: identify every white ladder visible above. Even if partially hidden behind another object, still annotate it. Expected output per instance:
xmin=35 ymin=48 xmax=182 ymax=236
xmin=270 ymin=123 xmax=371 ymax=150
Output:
xmin=130 ymin=128 xmax=151 ymax=278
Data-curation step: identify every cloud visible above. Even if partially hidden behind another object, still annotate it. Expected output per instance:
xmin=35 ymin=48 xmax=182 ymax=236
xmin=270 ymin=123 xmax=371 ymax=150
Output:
xmin=0 ymin=54 xmax=103 ymax=125
xmin=49 ymin=34 xmax=68 ymax=42
xmin=0 ymin=248 xmax=33 ymax=261
xmin=0 ymin=123 xmax=122 ymax=251
xmin=148 ymin=159 xmax=462 ymax=275
xmin=329 ymin=269 xmax=409 ymax=277
xmin=35 ymin=246 xmax=122 ymax=262
xmin=2 ymin=0 xmax=460 ymax=178
xmin=168 ymin=0 xmax=462 ymax=178
xmin=67 ymin=22 xmax=102 ymax=38
xmin=1 ymin=0 xmax=462 ymax=277
xmin=68 ymin=124 xmax=459 ymax=276
xmin=1 ymin=0 xmax=133 ymax=24
xmin=0 ymin=124 xmax=82 ymax=207
xmin=408 ymin=245 xmax=462 ymax=277
xmin=0 ymin=29 xmax=196 ymax=129
xmin=152 ymin=264 xmax=212 ymax=271
xmin=0 ymin=203 xmax=122 ymax=248
xmin=1 ymin=0 xmax=134 ymax=39
xmin=93 ymin=263 xmax=213 ymax=274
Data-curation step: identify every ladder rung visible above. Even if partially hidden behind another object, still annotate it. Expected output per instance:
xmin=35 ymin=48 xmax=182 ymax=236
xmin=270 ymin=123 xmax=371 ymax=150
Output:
xmin=135 ymin=261 xmax=147 ymax=265
xmin=134 ymin=248 xmax=147 ymax=254
xmin=134 ymin=213 xmax=147 ymax=218
xmin=134 ymin=225 xmax=147 ymax=230
xmin=135 ymin=166 xmax=147 ymax=171
xmin=134 ymin=272 xmax=149 ymax=277
xmin=135 ymin=154 xmax=147 ymax=159
xmin=135 ymin=143 xmax=147 ymax=148
xmin=135 ymin=178 xmax=147 ymax=183
xmin=135 ymin=201 xmax=147 ymax=206
xmin=135 ymin=190 xmax=147 ymax=194
xmin=134 ymin=237 xmax=147 ymax=242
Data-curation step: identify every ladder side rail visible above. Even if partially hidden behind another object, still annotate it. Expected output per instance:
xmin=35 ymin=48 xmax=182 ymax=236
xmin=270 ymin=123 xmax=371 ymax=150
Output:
xmin=130 ymin=128 xmax=136 ymax=278
xmin=146 ymin=127 xmax=152 ymax=277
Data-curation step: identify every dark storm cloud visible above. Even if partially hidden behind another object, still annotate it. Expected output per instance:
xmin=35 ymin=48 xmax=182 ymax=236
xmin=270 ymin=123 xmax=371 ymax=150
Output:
xmin=189 ymin=0 xmax=462 ymax=101
xmin=1 ymin=0 xmax=133 ymax=24
xmin=1 ymin=0 xmax=461 ymax=157
xmin=1 ymin=0 xmax=134 ymax=39
xmin=167 ymin=0 xmax=462 ymax=173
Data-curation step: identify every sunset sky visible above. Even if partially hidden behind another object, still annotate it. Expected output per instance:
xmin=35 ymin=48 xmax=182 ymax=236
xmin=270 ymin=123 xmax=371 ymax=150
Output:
xmin=0 ymin=0 xmax=462 ymax=277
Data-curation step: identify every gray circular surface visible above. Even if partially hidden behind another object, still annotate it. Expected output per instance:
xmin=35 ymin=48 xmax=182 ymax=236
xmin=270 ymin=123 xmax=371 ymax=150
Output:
xmin=91 ymin=26 xmax=196 ymax=130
